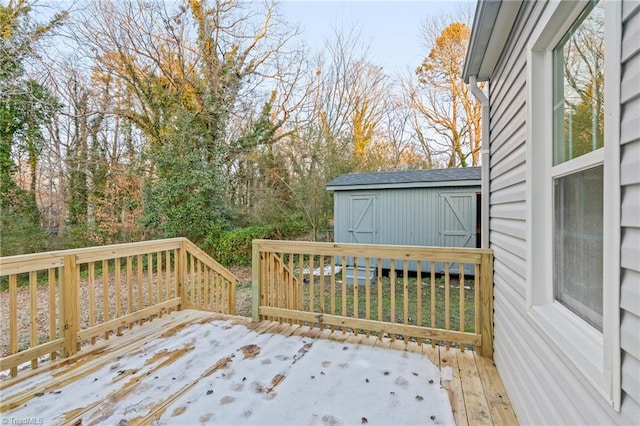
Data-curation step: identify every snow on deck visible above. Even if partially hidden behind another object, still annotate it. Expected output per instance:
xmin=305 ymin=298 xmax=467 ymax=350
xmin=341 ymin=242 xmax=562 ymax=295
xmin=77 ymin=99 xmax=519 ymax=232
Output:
xmin=3 ymin=312 xmax=455 ymax=425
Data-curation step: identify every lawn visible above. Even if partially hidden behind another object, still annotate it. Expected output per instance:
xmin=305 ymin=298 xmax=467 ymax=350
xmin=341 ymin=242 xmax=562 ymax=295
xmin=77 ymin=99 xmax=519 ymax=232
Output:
xmin=235 ymin=266 xmax=478 ymax=343
xmin=307 ymin=273 xmax=474 ymax=331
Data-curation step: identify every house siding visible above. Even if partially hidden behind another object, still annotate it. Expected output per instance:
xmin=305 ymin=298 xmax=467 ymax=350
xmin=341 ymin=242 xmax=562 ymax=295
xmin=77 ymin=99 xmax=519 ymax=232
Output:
xmin=620 ymin=0 xmax=640 ymax=415
xmin=487 ymin=0 xmax=640 ymax=424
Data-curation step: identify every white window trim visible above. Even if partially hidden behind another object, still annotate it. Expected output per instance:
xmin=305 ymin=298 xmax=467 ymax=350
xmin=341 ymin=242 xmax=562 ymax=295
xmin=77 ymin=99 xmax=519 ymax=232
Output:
xmin=526 ymin=0 xmax=621 ymax=411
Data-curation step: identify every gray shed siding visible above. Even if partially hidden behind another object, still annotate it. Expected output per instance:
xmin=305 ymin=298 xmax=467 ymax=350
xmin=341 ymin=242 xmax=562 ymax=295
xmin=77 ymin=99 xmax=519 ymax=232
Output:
xmin=487 ymin=1 xmax=640 ymax=424
xmin=332 ymin=186 xmax=480 ymax=274
xmin=333 ymin=186 xmax=479 ymax=247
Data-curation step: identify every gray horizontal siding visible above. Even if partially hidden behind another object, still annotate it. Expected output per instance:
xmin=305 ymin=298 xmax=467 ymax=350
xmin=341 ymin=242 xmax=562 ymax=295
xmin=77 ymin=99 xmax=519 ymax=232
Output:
xmin=621 ymin=398 xmax=640 ymax=425
xmin=489 ymin=201 xmax=526 ymax=220
xmin=620 ymin=0 xmax=640 ymax=419
xmin=487 ymin=0 xmax=540 ymax=325
xmin=491 ymin=72 xmax=527 ymax=136
xmin=490 ymin=231 xmax=526 ymax=260
xmin=621 ymin=185 xmax=640 ymax=227
xmin=490 ymin=217 xmax=526 ymax=240
xmin=485 ymin=0 xmax=640 ymax=423
xmin=620 ymin=52 xmax=640 ymax=104
xmin=622 ymin=353 xmax=640 ymax=405
xmin=620 ymin=141 xmax=640 ymax=185
xmin=621 ymin=95 xmax=640 ymax=144
xmin=491 ymin=245 xmax=526 ymax=295
xmin=491 ymin=118 xmax=527 ymax=168
xmin=621 ymin=228 xmax=640 ymax=272
xmin=621 ymin=312 xmax=640 ymax=359
xmin=622 ymin=5 xmax=640 ymax=62
xmin=621 ymin=269 xmax=640 ymax=314
xmin=490 ymin=181 xmax=526 ymax=205
xmin=494 ymin=281 xmax=611 ymax=424
xmin=490 ymin=138 xmax=526 ymax=179
xmin=623 ymin=0 xmax=640 ymax=21
xmin=490 ymin=166 xmax=526 ymax=192
xmin=493 ymin=263 xmax=526 ymax=299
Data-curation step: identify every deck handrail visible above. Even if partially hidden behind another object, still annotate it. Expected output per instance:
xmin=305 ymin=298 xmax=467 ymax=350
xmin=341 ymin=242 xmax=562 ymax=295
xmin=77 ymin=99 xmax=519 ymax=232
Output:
xmin=0 ymin=238 xmax=236 ymax=378
xmin=252 ymin=240 xmax=494 ymax=358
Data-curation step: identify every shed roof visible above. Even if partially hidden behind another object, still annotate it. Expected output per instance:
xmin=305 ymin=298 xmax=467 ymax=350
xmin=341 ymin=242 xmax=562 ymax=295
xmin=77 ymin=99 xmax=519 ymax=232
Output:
xmin=326 ymin=167 xmax=481 ymax=191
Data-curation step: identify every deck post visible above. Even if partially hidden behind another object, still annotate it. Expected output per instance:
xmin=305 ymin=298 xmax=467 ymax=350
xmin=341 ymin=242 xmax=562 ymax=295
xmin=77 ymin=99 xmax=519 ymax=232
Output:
xmin=228 ymin=277 xmax=237 ymax=315
xmin=62 ymin=254 xmax=79 ymax=357
xmin=479 ymin=252 xmax=494 ymax=359
xmin=251 ymin=240 xmax=261 ymax=322
xmin=178 ymin=239 xmax=187 ymax=310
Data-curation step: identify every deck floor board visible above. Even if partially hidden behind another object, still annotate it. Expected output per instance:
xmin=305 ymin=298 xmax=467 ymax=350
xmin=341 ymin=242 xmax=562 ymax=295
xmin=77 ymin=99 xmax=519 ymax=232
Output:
xmin=457 ymin=349 xmax=493 ymax=425
xmin=440 ymin=347 xmax=469 ymax=426
xmin=1 ymin=310 xmax=517 ymax=425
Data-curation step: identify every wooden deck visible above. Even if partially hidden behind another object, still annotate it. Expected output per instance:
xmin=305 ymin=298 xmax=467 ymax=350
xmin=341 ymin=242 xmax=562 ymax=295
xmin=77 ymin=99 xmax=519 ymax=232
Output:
xmin=0 ymin=310 xmax=517 ymax=425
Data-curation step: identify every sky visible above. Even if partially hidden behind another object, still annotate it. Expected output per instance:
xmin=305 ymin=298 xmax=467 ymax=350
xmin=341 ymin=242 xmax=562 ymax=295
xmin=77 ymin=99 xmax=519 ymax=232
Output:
xmin=37 ymin=0 xmax=475 ymax=77
xmin=277 ymin=0 xmax=475 ymax=75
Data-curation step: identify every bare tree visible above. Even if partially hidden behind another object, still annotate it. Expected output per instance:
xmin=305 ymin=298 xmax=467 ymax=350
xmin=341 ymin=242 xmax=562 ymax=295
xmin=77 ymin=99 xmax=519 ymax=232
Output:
xmin=62 ymin=0 xmax=306 ymax=242
xmin=260 ymin=26 xmax=398 ymax=239
xmin=406 ymin=14 xmax=482 ymax=168
xmin=559 ymin=2 xmax=604 ymax=159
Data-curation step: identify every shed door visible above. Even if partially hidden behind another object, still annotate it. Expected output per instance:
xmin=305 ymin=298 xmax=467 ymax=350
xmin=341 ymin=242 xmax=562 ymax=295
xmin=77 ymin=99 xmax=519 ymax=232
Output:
xmin=439 ymin=192 xmax=475 ymax=248
xmin=349 ymin=195 xmax=376 ymax=244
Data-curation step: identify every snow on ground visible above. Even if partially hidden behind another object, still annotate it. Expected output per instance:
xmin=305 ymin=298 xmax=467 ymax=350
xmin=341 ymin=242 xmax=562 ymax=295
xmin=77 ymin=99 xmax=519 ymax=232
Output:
xmin=247 ymin=340 xmax=454 ymax=426
xmin=302 ymin=266 xmax=343 ymax=276
xmin=5 ymin=318 xmax=454 ymax=425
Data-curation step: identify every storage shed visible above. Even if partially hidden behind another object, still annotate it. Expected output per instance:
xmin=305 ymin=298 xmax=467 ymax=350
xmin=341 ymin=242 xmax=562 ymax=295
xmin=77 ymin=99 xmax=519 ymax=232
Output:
xmin=326 ymin=167 xmax=481 ymax=276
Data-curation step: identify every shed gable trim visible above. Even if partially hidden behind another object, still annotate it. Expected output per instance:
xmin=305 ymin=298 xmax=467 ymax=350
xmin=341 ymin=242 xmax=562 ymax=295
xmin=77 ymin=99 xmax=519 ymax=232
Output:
xmin=326 ymin=167 xmax=482 ymax=190
xmin=327 ymin=180 xmax=481 ymax=191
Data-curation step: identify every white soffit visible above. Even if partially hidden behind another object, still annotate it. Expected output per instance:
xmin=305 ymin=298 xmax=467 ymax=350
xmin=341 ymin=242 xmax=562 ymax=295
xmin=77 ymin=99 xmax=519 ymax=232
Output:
xmin=463 ymin=0 xmax=523 ymax=82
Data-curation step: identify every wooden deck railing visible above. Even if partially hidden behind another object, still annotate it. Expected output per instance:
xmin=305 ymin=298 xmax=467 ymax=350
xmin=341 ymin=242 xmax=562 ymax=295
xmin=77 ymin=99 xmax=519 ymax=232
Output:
xmin=252 ymin=240 xmax=494 ymax=358
xmin=0 ymin=238 xmax=236 ymax=378
xmin=181 ymin=240 xmax=237 ymax=313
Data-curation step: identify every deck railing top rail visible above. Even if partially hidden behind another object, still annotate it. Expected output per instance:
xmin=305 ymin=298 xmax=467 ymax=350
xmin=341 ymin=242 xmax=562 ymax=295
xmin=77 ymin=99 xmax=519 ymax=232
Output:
xmin=0 ymin=238 xmax=186 ymax=275
xmin=253 ymin=240 xmax=492 ymax=263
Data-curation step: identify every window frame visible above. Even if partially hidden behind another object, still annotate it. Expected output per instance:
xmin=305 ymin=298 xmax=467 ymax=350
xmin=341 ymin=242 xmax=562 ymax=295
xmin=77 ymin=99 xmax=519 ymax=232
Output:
xmin=526 ymin=0 xmax=621 ymax=411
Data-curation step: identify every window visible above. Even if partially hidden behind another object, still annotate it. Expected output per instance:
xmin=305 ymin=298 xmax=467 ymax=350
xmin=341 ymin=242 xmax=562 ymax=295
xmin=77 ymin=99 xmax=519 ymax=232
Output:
xmin=552 ymin=2 xmax=605 ymax=166
xmin=551 ymin=1 xmax=604 ymax=331
xmin=527 ymin=0 xmax=620 ymax=410
xmin=553 ymin=166 xmax=603 ymax=330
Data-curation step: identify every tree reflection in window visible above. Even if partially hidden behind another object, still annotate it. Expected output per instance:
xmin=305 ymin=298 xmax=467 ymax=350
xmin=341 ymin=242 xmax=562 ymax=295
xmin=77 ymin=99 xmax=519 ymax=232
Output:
xmin=552 ymin=1 xmax=604 ymax=166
